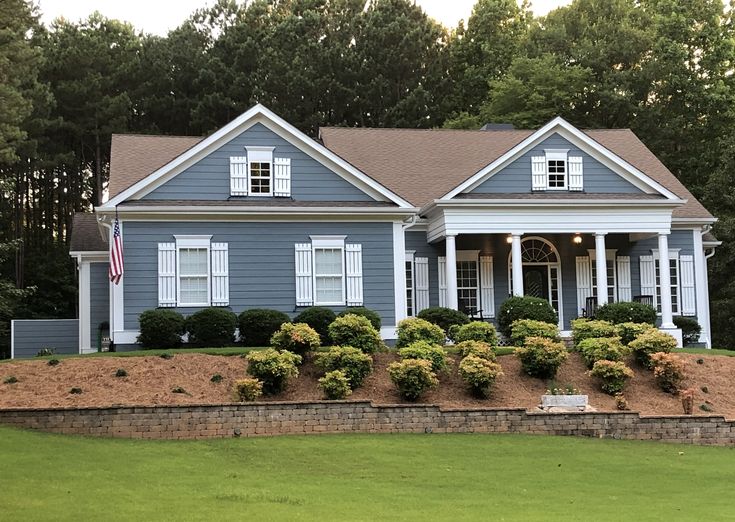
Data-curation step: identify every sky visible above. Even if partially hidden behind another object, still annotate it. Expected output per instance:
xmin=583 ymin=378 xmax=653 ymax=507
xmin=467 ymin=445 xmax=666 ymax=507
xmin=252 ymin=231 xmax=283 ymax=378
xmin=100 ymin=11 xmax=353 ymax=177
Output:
xmin=37 ymin=0 xmax=573 ymax=35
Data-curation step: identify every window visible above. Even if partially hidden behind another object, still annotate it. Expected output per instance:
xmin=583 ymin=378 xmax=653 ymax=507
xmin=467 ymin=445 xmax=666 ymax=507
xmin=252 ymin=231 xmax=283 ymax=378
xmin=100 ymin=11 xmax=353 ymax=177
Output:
xmin=245 ymin=146 xmax=274 ymax=197
xmin=456 ymin=251 xmax=479 ymax=314
xmin=405 ymin=252 xmax=415 ymax=317
xmin=655 ymin=258 xmax=680 ymax=315
xmin=311 ymin=236 xmax=346 ymax=305
xmin=546 ymin=150 xmax=568 ymax=190
xmin=175 ymin=236 xmax=212 ymax=306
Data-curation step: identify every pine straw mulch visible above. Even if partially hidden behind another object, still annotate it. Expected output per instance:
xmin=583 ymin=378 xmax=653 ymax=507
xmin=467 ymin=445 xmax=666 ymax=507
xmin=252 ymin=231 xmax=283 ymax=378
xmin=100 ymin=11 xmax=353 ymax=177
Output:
xmin=0 ymin=352 xmax=733 ymax=419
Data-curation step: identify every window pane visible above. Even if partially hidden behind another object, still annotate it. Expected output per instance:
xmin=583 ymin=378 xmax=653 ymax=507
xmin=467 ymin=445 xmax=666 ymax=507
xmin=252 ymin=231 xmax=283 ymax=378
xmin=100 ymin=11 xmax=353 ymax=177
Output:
xmin=316 ymin=276 xmax=343 ymax=303
xmin=405 ymin=260 xmax=414 ymax=317
xmin=547 ymin=159 xmax=566 ymax=188
xmin=250 ymin=161 xmax=271 ymax=194
xmin=456 ymin=260 xmax=478 ymax=313
xmin=315 ymin=248 xmax=343 ymax=275
xmin=180 ymin=248 xmax=207 ymax=275
xmin=180 ymin=276 xmax=208 ymax=304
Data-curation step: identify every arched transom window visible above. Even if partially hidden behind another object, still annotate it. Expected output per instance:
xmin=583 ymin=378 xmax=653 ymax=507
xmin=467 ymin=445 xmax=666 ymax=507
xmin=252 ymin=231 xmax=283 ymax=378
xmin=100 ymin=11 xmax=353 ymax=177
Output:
xmin=521 ymin=238 xmax=559 ymax=264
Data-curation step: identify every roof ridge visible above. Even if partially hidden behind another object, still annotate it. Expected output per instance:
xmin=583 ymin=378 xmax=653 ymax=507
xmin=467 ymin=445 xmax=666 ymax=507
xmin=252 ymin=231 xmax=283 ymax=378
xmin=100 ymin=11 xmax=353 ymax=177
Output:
xmin=112 ymin=133 xmax=204 ymax=139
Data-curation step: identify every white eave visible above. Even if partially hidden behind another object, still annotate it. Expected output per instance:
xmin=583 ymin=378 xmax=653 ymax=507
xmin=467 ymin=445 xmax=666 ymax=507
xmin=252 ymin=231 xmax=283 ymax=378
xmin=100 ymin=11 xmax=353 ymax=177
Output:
xmin=420 ymin=197 xmax=687 ymax=215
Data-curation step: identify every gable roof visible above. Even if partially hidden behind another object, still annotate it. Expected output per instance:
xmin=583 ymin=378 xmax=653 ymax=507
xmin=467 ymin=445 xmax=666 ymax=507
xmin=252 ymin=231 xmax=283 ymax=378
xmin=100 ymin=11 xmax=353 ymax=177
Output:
xmin=103 ymin=104 xmax=413 ymax=209
xmin=69 ymin=213 xmax=107 ymax=252
xmin=319 ymin=126 xmax=713 ymax=220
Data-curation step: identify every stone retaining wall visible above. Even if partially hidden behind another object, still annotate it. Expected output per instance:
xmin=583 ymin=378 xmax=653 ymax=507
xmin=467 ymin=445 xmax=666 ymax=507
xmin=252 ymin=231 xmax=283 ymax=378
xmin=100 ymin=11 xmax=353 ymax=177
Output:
xmin=0 ymin=402 xmax=733 ymax=445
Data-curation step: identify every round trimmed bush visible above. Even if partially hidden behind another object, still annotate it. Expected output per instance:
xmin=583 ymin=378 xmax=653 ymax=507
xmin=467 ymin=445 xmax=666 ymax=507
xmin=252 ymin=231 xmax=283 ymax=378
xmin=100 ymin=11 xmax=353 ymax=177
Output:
xmin=318 ymin=370 xmax=352 ymax=400
xmin=459 ymin=355 xmax=504 ymax=398
xmin=294 ymin=307 xmax=336 ymax=342
xmin=514 ymin=337 xmax=568 ymax=379
xmin=245 ymin=349 xmax=301 ymax=395
xmin=234 ymin=378 xmax=263 ymax=401
xmin=270 ymin=323 xmax=321 ymax=357
xmin=594 ymin=301 xmax=657 ymax=325
xmin=650 ymin=352 xmax=686 ymax=393
xmin=417 ymin=307 xmax=469 ymax=335
xmin=615 ymin=322 xmax=656 ymax=346
xmin=185 ymin=308 xmax=238 ymax=347
xmin=577 ymin=337 xmax=631 ymax=369
xmin=589 ymin=360 xmax=634 ymax=395
xmin=315 ymin=346 xmax=373 ymax=389
xmin=388 ymin=359 xmax=438 ymax=401
xmin=673 ymin=316 xmax=702 ymax=346
xmin=337 ymin=307 xmax=381 ymax=330
xmin=571 ymin=319 xmax=617 ymax=348
xmin=510 ymin=319 xmax=560 ymax=346
xmin=498 ymin=296 xmax=558 ymax=338
xmin=328 ymin=314 xmax=383 ymax=354
xmin=238 ymin=309 xmax=290 ymax=347
xmin=451 ymin=321 xmax=498 ymax=345
xmin=398 ymin=341 xmax=448 ymax=372
xmin=137 ymin=309 xmax=185 ymax=349
xmin=455 ymin=340 xmax=496 ymax=361
xmin=629 ymin=330 xmax=677 ymax=369
xmin=396 ymin=317 xmax=445 ymax=348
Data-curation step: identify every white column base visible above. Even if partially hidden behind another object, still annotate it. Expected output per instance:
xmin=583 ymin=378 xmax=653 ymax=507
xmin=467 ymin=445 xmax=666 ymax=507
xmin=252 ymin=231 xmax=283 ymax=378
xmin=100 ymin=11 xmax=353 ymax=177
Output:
xmin=659 ymin=327 xmax=683 ymax=348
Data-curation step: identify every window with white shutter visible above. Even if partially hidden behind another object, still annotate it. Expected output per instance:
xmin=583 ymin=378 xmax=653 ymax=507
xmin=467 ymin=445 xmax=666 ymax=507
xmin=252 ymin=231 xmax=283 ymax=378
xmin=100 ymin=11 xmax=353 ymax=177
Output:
xmin=230 ymin=157 xmax=248 ymax=196
xmin=616 ymin=256 xmax=632 ymax=302
xmin=345 ymin=244 xmax=363 ymax=306
xmin=438 ymin=256 xmax=447 ymax=307
xmin=158 ymin=243 xmax=177 ymax=307
xmin=679 ymin=254 xmax=695 ymax=316
xmin=245 ymin=146 xmax=274 ymax=196
xmin=211 ymin=243 xmax=229 ymax=306
xmin=480 ymin=255 xmax=495 ymax=318
xmin=575 ymin=256 xmax=592 ymax=315
xmin=531 ymin=156 xmax=547 ymax=191
xmin=273 ymin=157 xmax=291 ymax=197
xmin=295 ymin=243 xmax=314 ymax=306
xmin=568 ymin=156 xmax=583 ymax=191
xmin=639 ymin=254 xmax=656 ymax=300
xmin=297 ymin=236 xmax=358 ymax=307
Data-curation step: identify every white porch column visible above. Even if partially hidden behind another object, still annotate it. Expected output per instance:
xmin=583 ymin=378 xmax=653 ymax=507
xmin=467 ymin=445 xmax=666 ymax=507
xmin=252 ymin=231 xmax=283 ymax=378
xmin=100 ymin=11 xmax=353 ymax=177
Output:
xmin=658 ymin=232 xmax=676 ymax=328
xmin=78 ymin=260 xmax=91 ymax=354
xmin=511 ymin=234 xmax=524 ymax=296
xmin=445 ymin=234 xmax=458 ymax=310
xmin=595 ymin=233 xmax=608 ymax=305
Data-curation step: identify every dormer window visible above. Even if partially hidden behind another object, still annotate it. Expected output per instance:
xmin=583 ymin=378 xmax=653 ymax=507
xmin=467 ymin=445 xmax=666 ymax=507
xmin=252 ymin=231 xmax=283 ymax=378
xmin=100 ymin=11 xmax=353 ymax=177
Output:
xmin=246 ymin=146 xmax=274 ymax=196
xmin=545 ymin=150 xmax=568 ymax=190
xmin=230 ymin=147 xmax=291 ymax=197
xmin=531 ymin=149 xmax=583 ymax=192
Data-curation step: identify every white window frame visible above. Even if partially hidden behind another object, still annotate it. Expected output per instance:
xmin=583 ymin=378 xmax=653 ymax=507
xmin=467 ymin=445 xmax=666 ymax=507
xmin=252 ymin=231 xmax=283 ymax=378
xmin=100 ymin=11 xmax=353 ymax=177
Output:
xmin=652 ymin=249 xmax=681 ymax=316
xmin=405 ymin=251 xmax=415 ymax=317
xmin=175 ymin=235 xmax=212 ymax=307
xmin=588 ymin=249 xmax=618 ymax=303
xmin=311 ymin=235 xmax=347 ymax=306
xmin=545 ymin=149 xmax=569 ymax=191
xmin=456 ymin=250 xmax=480 ymax=314
xmin=245 ymin=146 xmax=274 ymax=197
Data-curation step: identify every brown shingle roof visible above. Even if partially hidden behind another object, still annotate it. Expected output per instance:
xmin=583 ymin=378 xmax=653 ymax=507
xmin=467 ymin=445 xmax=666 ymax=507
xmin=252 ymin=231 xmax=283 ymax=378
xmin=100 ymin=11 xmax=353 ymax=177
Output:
xmin=69 ymin=213 xmax=107 ymax=252
xmin=320 ymin=127 xmax=713 ymax=219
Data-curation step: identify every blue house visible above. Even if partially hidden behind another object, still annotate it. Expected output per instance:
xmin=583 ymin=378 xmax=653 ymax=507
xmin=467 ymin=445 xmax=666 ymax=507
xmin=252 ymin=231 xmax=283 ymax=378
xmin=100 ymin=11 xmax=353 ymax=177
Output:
xmin=10 ymin=104 xmax=720 ymax=357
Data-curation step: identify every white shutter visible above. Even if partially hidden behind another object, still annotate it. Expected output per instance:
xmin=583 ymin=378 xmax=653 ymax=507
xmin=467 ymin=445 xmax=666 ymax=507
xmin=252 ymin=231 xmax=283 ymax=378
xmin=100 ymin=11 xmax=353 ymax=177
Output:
xmin=575 ymin=256 xmax=592 ymax=315
xmin=211 ymin=243 xmax=229 ymax=306
xmin=158 ymin=243 xmax=177 ymax=307
xmin=480 ymin=255 xmax=495 ymax=318
xmin=680 ymin=255 xmax=696 ymax=316
xmin=532 ymin=155 xmax=547 ymax=191
xmin=273 ymin=157 xmax=291 ymax=197
xmin=414 ymin=257 xmax=430 ymax=314
xmin=230 ymin=156 xmax=249 ymax=196
xmin=295 ymin=243 xmax=313 ymax=306
xmin=639 ymin=255 xmax=656 ymax=300
xmin=568 ymin=156 xmax=583 ymax=191
xmin=345 ymin=244 xmax=363 ymax=306
xmin=616 ymin=256 xmax=632 ymax=302
xmin=438 ymin=256 xmax=447 ymax=307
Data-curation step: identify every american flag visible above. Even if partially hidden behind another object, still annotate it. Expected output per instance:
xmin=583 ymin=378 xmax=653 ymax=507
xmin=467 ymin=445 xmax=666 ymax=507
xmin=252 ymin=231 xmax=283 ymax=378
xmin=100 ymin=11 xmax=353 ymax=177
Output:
xmin=109 ymin=216 xmax=124 ymax=285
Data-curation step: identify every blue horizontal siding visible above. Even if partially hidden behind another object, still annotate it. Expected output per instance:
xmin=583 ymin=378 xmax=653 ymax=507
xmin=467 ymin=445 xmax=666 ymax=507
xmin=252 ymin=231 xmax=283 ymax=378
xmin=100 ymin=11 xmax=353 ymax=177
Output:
xmin=12 ymin=320 xmax=78 ymax=359
xmin=144 ymin=123 xmax=375 ymax=202
xmin=470 ymin=134 xmax=643 ymax=194
xmin=122 ymin=221 xmax=395 ymax=330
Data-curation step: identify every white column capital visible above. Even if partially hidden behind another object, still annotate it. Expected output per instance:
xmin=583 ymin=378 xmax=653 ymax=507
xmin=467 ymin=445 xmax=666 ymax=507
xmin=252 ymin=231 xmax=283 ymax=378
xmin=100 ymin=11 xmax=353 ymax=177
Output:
xmin=594 ymin=232 xmax=608 ymax=237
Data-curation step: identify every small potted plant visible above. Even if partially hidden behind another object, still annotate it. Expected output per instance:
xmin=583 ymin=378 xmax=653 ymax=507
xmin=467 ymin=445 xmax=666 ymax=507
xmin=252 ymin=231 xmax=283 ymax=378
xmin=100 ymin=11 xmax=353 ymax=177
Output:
xmin=541 ymin=383 xmax=588 ymax=410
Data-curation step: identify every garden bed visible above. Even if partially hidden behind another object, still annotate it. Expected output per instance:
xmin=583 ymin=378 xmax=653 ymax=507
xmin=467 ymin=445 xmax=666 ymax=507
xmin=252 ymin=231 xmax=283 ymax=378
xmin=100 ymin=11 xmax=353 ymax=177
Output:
xmin=1 ymin=352 xmax=733 ymax=418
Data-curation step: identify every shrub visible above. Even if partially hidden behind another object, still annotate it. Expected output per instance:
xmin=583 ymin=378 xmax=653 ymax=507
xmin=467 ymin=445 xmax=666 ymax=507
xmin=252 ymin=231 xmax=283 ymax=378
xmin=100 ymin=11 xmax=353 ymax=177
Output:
xmin=451 ymin=321 xmax=498 ymax=345
xmin=673 ymin=316 xmax=702 ymax=346
xmin=615 ymin=322 xmax=656 ymax=346
xmin=458 ymin=355 xmax=503 ymax=398
xmin=210 ymin=373 xmax=222 ymax=383
xmin=510 ymin=319 xmax=560 ymax=346
xmin=185 ymin=308 xmax=237 ymax=347
xmin=137 ymin=309 xmax=185 ymax=349
xmin=3 ymin=376 xmax=18 ymax=384
xmin=595 ymin=301 xmax=657 ymax=325
xmin=577 ymin=337 xmax=631 ymax=369
xmin=387 ymin=359 xmax=438 ymax=401
xmin=396 ymin=317 xmax=445 ymax=348
xmin=270 ymin=323 xmax=321 ymax=357
xmin=36 ymin=347 xmax=55 ymax=357
xmin=338 ymin=307 xmax=381 ymax=330
xmin=234 ymin=378 xmax=263 ymax=401
xmin=498 ymin=296 xmax=558 ymax=338
xmin=246 ymin=349 xmax=301 ymax=394
xmin=455 ymin=340 xmax=496 ymax=361
xmin=315 ymin=346 xmax=373 ymax=389
xmin=238 ymin=309 xmax=290 ymax=347
xmin=318 ymin=370 xmax=352 ymax=400
xmin=114 ymin=368 xmax=128 ymax=378
xmin=293 ymin=307 xmax=336 ymax=342
xmin=629 ymin=330 xmax=677 ymax=369
xmin=571 ymin=319 xmax=617 ymax=348
xmin=514 ymin=337 xmax=568 ymax=379
xmin=171 ymin=386 xmax=187 ymax=394
xmin=47 ymin=359 xmax=60 ymax=367
xmin=615 ymin=394 xmax=629 ymax=410
xmin=327 ymin=314 xmax=383 ymax=354
xmin=159 ymin=353 xmax=173 ymax=360
xmin=650 ymin=352 xmax=687 ymax=393
xmin=69 ymin=387 xmax=82 ymax=394
xmin=588 ymin=360 xmax=634 ymax=395
xmin=417 ymin=307 xmax=469 ymax=335
xmin=398 ymin=341 xmax=448 ymax=372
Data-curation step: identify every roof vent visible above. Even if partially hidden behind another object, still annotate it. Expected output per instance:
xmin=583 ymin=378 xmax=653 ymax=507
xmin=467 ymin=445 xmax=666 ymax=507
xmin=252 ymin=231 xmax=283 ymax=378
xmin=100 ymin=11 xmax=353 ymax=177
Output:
xmin=480 ymin=123 xmax=515 ymax=131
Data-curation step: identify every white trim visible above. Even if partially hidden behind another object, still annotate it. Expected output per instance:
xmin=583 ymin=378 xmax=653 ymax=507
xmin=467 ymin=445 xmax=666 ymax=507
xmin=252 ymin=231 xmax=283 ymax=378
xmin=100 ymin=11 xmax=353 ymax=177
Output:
xmin=693 ymin=229 xmax=711 ymax=347
xmin=102 ymin=104 xmax=413 ymax=209
xmin=442 ymin=116 xmax=681 ymax=200
xmin=78 ymin=260 xmax=91 ymax=354
xmin=310 ymin=235 xmax=347 ymax=247
xmin=393 ymin=223 xmax=408 ymax=324
xmin=10 ymin=319 xmax=14 ymax=359
xmin=111 ymin=330 xmax=139 ymax=345
xmin=99 ymin=206 xmax=418 ymax=219
xmin=404 ymin=251 xmax=415 ymax=316
xmin=69 ymin=250 xmax=108 ymax=260
xmin=456 ymin=250 xmax=480 ymax=313
xmin=545 ymin=149 xmax=568 ymax=191
xmin=380 ymin=326 xmax=398 ymax=340
xmin=245 ymin=146 xmax=274 ymax=197
xmin=587 ymin=247 xmax=618 ymax=303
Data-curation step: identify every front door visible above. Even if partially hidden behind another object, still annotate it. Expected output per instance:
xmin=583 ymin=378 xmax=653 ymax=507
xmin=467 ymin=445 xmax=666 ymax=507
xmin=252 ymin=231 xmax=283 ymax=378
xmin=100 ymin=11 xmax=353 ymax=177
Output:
xmin=523 ymin=266 xmax=549 ymax=300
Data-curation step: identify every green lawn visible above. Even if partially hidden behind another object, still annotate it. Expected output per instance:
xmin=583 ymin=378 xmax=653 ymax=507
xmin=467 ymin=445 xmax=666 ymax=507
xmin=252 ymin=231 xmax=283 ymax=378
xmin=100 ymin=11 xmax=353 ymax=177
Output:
xmin=1 ymin=427 xmax=733 ymax=521
xmin=676 ymin=347 xmax=735 ymax=357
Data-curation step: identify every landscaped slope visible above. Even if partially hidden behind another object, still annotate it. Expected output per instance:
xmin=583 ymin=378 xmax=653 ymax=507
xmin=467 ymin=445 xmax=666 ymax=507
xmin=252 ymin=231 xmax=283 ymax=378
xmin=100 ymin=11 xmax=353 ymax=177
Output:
xmin=1 ymin=352 xmax=732 ymax=418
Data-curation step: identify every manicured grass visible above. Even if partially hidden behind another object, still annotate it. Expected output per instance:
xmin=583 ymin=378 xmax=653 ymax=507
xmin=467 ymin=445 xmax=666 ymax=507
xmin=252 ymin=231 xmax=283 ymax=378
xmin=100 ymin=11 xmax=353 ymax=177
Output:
xmin=676 ymin=348 xmax=735 ymax=357
xmin=1 ymin=427 xmax=733 ymax=521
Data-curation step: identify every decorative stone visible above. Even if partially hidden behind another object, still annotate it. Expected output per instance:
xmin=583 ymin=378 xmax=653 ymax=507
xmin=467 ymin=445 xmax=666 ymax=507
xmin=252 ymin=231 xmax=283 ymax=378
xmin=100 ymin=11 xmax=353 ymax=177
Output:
xmin=541 ymin=395 xmax=588 ymax=409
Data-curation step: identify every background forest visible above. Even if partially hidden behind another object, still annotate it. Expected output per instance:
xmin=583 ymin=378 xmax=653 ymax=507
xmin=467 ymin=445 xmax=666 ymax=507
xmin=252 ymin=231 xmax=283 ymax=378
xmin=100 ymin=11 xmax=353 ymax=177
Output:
xmin=1 ymin=0 xmax=734 ymax=356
